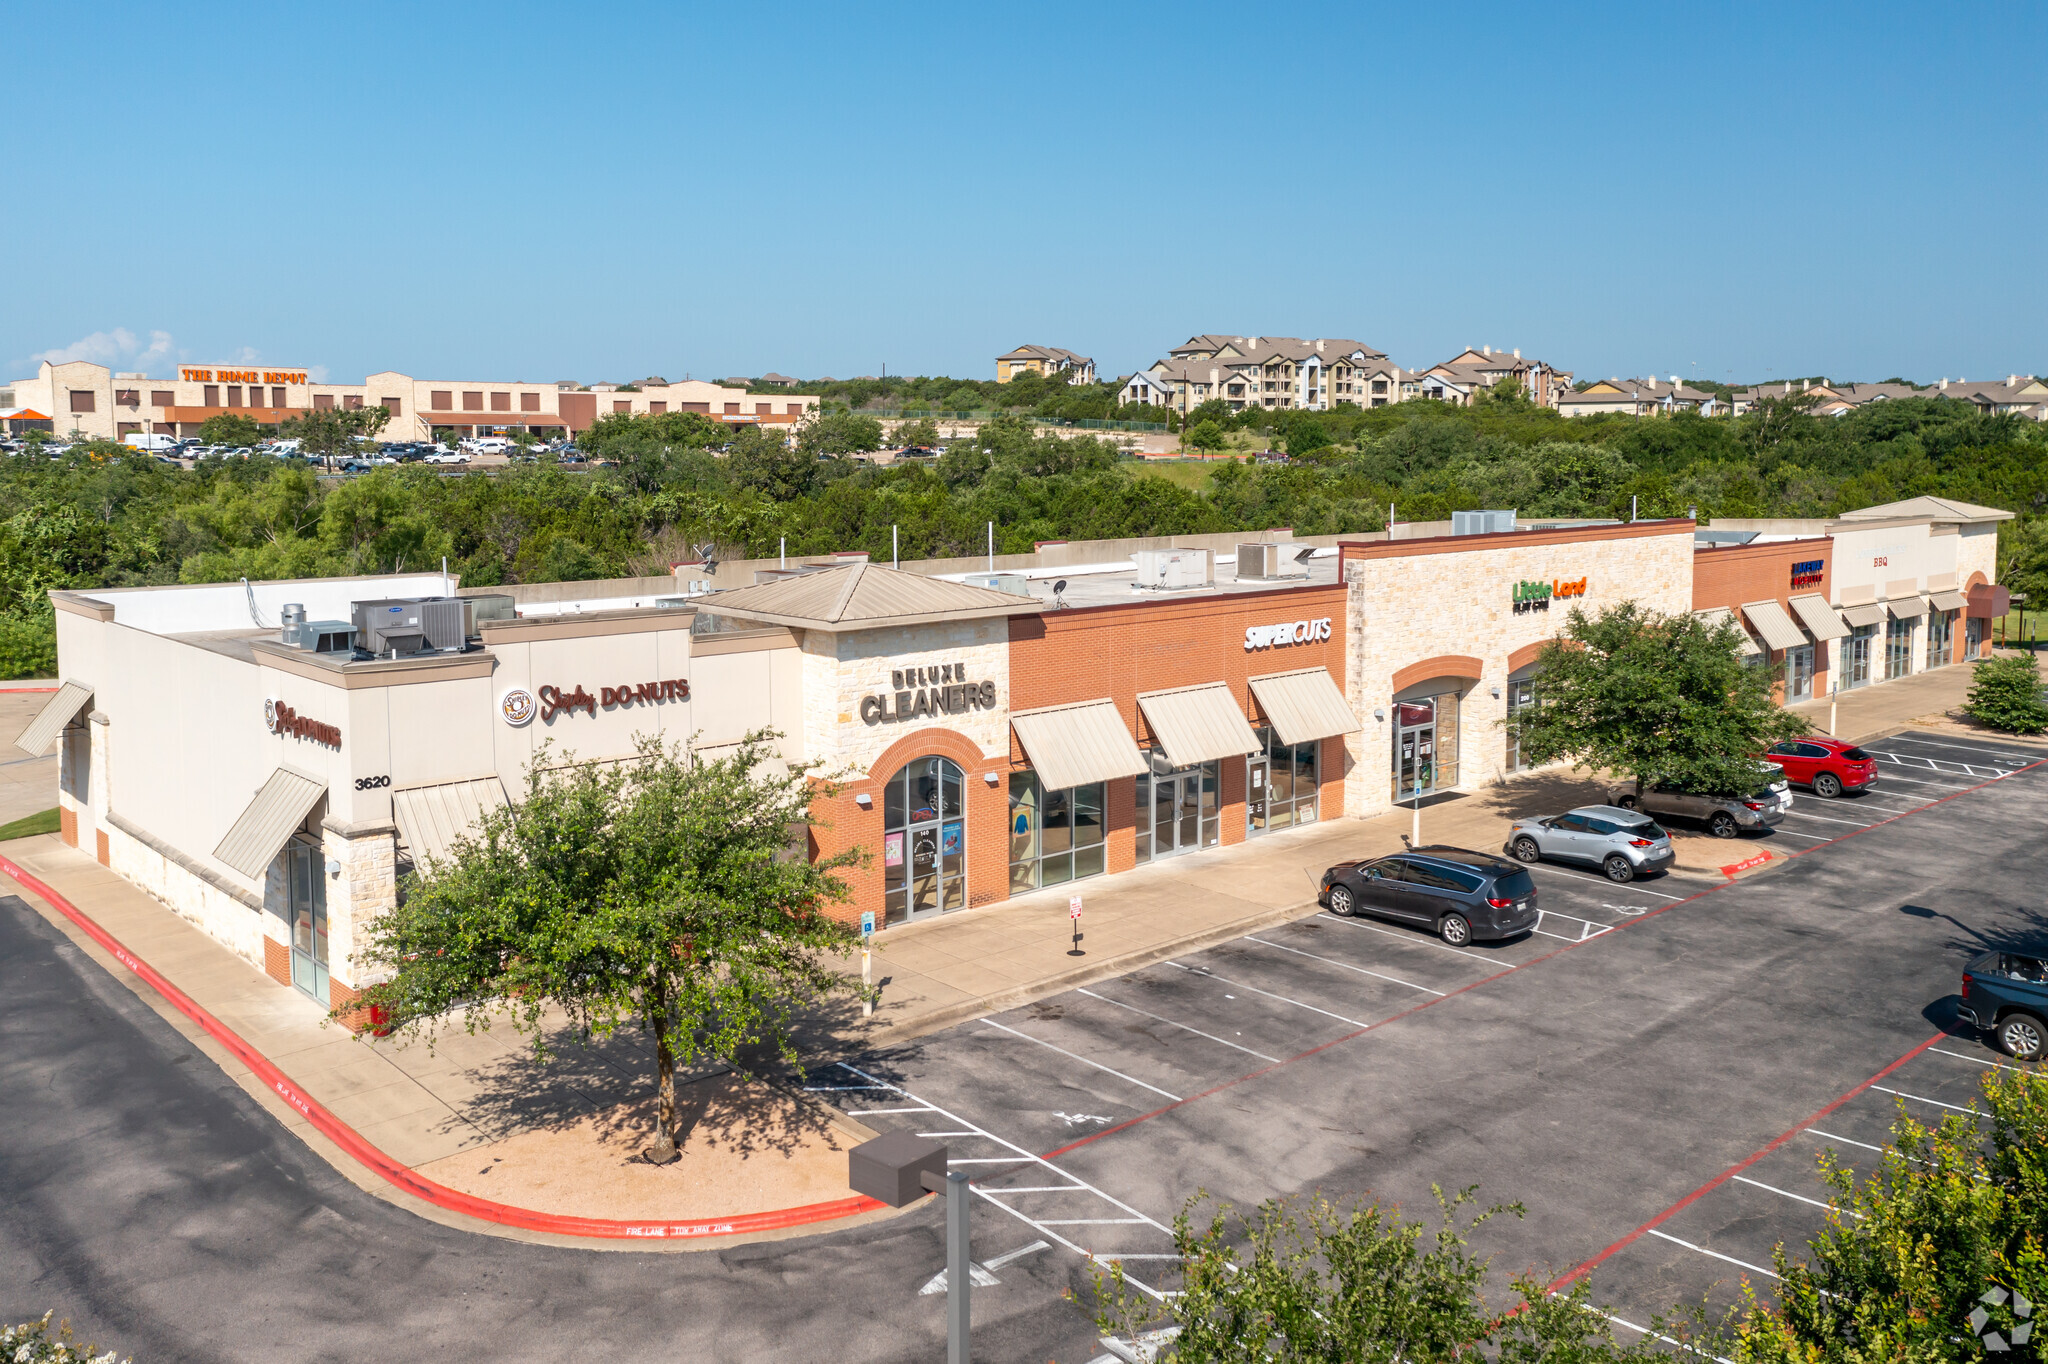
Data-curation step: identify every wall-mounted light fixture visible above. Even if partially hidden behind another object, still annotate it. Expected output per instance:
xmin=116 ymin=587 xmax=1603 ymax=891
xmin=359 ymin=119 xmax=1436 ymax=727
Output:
xmin=854 ymin=792 xmax=873 ymax=809
xmin=325 ymin=858 xmax=342 ymax=877
xmin=1372 ymin=707 xmax=1386 ymax=723
xmin=1490 ymin=684 xmax=1502 ymax=700
xmin=983 ymin=771 xmax=1000 ymax=787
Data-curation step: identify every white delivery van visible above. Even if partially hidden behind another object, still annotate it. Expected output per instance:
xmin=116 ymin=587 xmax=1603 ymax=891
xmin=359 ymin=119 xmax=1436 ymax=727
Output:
xmin=121 ymin=433 xmax=181 ymax=452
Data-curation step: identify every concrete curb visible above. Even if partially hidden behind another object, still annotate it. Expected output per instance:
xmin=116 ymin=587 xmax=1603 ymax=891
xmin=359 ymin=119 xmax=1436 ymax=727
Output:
xmin=0 ymin=849 xmax=896 ymax=1250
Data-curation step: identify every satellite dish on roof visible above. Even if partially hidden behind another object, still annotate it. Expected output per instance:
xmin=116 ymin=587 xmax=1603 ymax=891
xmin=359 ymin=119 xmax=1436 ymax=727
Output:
xmin=1051 ymin=579 xmax=1070 ymax=610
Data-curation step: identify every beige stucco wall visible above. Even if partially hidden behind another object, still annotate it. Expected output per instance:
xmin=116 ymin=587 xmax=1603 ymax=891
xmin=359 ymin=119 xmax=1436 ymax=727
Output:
xmin=797 ymin=620 xmax=1012 ymax=778
xmin=1342 ymin=528 xmax=1696 ymax=818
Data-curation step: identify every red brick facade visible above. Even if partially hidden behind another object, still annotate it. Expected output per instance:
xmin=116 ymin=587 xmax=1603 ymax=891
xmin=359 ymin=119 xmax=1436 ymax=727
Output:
xmin=1692 ymin=538 xmax=1836 ymax=699
xmin=809 ymin=581 xmax=1352 ymax=930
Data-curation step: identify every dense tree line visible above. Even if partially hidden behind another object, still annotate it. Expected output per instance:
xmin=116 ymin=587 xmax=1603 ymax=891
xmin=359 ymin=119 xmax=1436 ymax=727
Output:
xmin=0 ymin=392 xmax=2039 ymax=678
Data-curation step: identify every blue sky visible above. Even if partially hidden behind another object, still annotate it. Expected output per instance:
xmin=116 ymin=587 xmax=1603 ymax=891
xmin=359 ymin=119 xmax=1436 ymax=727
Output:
xmin=7 ymin=2 xmax=2042 ymax=389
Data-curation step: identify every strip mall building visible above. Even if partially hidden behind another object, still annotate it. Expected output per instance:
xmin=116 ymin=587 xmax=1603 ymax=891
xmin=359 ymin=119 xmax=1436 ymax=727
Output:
xmin=3 ymin=359 xmax=819 ymax=444
xmin=17 ymin=498 xmax=2011 ymax=1016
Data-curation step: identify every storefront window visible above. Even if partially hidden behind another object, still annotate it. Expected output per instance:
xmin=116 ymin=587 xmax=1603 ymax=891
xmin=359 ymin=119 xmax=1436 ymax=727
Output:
xmin=883 ymin=756 xmax=965 ymax=925
xmin=1926 ymin=610 xmax=1953 ymax=669
xmin=1010 ymin=773 xmax=1105 ymax=891
xmin=1136 ymin=753 xmax=1218 ymax=860
xmin=1247 ymin=728 xmax=1319 ymax=833
xmin=1786 ymin=644 xmax=1815 ymax=701
xmin=1844 ymin=626 xmax=1876 ymax=689
xmin=1392 ymin=691 xmax=1459 ymax=803
xmin=1886 ymin=617 xmax=1914 ymax=680
xmin=1504 ymin=676 xmax=1538 ymax=772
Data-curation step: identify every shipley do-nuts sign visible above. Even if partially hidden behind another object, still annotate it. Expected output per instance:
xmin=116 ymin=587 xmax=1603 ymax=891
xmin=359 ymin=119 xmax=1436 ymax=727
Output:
xmin=861 ymin=662 xmax=997 ymax=724
xmin=513 ymin=679 xmax=692 ymax=723
xmin=1244 ymin=617 xmax=1333 ymax=651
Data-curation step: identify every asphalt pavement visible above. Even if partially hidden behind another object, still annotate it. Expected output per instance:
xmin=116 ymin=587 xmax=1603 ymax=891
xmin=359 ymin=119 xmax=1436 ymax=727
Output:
xmin=4 ymin=729 xmax=2042 ymax=1362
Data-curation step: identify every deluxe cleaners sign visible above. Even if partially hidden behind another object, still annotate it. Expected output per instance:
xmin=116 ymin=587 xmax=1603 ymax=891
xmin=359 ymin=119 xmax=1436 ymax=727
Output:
xmin=1244 ymin=617 xmax=1333 ymax=651
xmin=861 ymin=663 xmax=997 ymax=724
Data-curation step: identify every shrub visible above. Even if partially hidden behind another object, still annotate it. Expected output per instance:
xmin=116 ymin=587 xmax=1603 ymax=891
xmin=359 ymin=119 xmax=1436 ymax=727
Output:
xmin=1 ymin=1311 xmax=130 ymax=1362
xmin=1184 ymin=421 xmax=1228 ymax=452
xmin=1963 ymin=653 xmax=2048 ymax=734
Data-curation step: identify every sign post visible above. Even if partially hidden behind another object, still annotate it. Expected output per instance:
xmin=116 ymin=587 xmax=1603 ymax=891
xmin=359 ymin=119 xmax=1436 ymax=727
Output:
xmin=860 ymin=911 xmax=875 ymax=1017
xmin=1067 ymin=895 xmax=1084 ymax=957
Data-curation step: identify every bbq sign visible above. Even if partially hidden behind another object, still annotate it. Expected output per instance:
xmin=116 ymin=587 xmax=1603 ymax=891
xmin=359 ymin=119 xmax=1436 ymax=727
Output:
xmin=265 ymin=698 xmax=341 ymax=749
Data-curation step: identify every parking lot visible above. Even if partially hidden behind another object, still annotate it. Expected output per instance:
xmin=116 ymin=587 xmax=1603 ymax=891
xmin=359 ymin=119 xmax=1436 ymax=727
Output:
xmin=824 ymin=730 xmax=2047 ymax=1357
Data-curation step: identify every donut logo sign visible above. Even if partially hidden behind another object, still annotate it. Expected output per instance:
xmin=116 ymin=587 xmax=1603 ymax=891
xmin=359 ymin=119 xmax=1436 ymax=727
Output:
xmin=500 ymin=688 xmax=537 ymax=727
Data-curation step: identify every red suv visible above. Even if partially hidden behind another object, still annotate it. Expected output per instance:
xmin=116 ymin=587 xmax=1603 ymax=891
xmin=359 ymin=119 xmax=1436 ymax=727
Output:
xmin=1763 ymin=738 xmax=1877 ymax=798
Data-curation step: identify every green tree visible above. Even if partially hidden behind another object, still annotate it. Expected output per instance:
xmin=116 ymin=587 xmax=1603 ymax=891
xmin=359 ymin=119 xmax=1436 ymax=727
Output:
xmin=798 ymin=411 xmax=884 ymax=456
xmin=353 ymin=734 xmax=866 ymax=1161
xmin=1096 ymin=1187 xmax=1688 ymax=1363
xmin=1184 ymin=420 xmax=1229 ymax=452
xmin=1963 ymin=653 xmax=2048 ymax=734
xmin=198 ymin=413 xmax=263 ymax=447
xmin=1509 ymin=602 xmax=1808 ymax=795
xmin=1736 ymin=1066 xmax=2048 ymax=1364
xmin=279 ymin=404 xmax=391 ymax=466
xmin=892 ymin=417 xmax=941 ymax=449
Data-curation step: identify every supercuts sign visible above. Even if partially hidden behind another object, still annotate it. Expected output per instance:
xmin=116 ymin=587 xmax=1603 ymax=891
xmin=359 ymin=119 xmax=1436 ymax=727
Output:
xmin=538 ymin=678 xmax=690 ymax=721
xmin=265 ymin=698 xmax=340 ymax=749
xmin=1244 ymin=617 xmax=1332 ymax=651
xmin=861 ymin=662 xmax=997 ymax=724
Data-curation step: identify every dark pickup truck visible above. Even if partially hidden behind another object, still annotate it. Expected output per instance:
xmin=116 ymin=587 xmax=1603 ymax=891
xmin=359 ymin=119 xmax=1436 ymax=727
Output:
xmin=1959 ymin=951 xmax=2048 ymax=1061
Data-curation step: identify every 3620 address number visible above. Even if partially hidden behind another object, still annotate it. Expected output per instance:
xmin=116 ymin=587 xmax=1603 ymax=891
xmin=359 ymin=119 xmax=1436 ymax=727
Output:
xmin=354 ymin=775 xmax=391 ymax=791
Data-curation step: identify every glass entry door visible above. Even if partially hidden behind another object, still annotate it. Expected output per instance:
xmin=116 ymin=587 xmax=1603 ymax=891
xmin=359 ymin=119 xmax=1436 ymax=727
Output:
xmin=1787 ymin=645 xmax=1815 ymax=701
xmin=1392 ymin=695 xmax=1458 ymax=803
xmin=1844 ymin=626 xmax=1876 ymax=689
xmin=1136 ymin=760 xmax=1217 ymax=860
xmin=883 ymin=756 xmax=965 ymax=925
xmin=286 ymin=839 xmax=329 ymax=1003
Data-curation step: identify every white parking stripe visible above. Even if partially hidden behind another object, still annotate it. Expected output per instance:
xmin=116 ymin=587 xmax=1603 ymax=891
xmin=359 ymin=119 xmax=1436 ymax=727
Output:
xmin=1928 ymin=1045 xmax=2026 ymax=1072
xmin=1240 ymin=935 xmax=1445 ymax=996
xmin=1769 ymin=827 xmax=1833 ymax=840
xmin=979 ymin=1020 xmax=1183 ymax=1100
xmin=1866 ymin=771 xmax=1967 ymax=787
xmin=1806 ymin=1127 xmax=1886 ymax=1152
xmin=1524 ymin=864 xmax=1684 ymax=899
xmin=1885 ymin=735 xmax=2033 ymax=762
xmin=1076 ymin=987 xmax=1286 ymax=1060
xmin=1585 ymin=1306 xmax=1736 ymax=1364
xmin=1781 ymin=809 xmax=1878 ymax=827
xmin=1314 ymin=913 xmax=1493 ymax=961
xmin=1163 ymin=960 xmax=1374 ymax=1028
xmin=1646 ymin=1227 xmax=1780 ymax=1279
xmin=1732 ymin=1174 xmax=1862 ymax=1217
xmin=1869 ymin=1082 xmax=1983 ymax=1116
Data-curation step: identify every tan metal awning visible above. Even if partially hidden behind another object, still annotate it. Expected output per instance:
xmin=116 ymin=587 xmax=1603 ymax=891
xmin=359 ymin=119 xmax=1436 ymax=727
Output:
xmin=1136 ymin=682 xmax=1261 ymax=767
xmin=1928 ymin=589 xmax=1968 ymax=613
xmin=214 ymin=768 xmax=327 ymax=879
xmin=1248 ymin=668 xmax=1360 ymax=745
xmin=1788 ymin=594 xmax=1850 ymax=642
xmin=14 ymin=679 xmax=92 ymax=756
xmin=1841 ymin=602 xmax=1888 ymax=628
xmin=1740 ymin=600 xmax=1806 ymax=652
xmin=1694 ymin=608 xmax=1762 ymax=658
xmin=1010 ymin=699 xmax=1147 ymax=791
xmin=1886 ymin=596 xmax=1928 ymax=619
xmin=391 ymin=775 xmax=508 ymax=870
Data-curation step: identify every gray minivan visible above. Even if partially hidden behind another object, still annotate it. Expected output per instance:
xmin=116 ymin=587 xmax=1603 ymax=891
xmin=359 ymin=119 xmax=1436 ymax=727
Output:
xmin=1504 ymin=805 xmax=1675 ymax=882
xmin=1319 ymin=847 xmax=1539 ymax=945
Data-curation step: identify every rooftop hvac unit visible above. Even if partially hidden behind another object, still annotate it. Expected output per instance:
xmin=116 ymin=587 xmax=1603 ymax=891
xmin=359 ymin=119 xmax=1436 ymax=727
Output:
xmin=1132 ymin=548 xmax=1211 ymax=591
xmin=963 ymin=573 xmax=1032 ymax=596
xmin=1452 ymin=510 xmax=1517 ymax=536
xmin=280 ymin=619 xmax=358 ymax=653
xmin=351 ymin=597 xmax=468 ymax=656
xmin=463 ymin=593 xmax=517 ymax=631
xmin=1234 ymin=543 xmax=1309 ymax=581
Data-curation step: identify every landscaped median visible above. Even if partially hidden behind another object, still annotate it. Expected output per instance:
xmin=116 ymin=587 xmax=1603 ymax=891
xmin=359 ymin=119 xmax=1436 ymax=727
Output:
xmin=0 ymin=847 xmax=901 ymax=1247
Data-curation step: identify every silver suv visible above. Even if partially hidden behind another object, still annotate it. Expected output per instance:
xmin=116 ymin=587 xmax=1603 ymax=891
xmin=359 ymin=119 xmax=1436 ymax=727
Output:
xmin=1604 ymin=778 xmax=1790 ymax=838
xmin=1505 ymin=805 xmax=1675 ymax=882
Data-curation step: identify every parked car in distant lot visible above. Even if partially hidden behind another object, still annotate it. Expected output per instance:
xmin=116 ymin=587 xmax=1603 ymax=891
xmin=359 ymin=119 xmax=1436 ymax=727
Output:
xmin=1763 ymin=738 xmax=1877 ymax=798
xmin=1320 ymin=846 xmax=1539 ymax=945
xmin=1505 ymin=805 xmax=1674 ymax=882
xmin=1960 ymin=951 xmax=2048 ymax=1060
xmin=424 ymin=449 xmax=470 ymax=464
xmin=1605 ymin=778 xmax=1790 ymax=837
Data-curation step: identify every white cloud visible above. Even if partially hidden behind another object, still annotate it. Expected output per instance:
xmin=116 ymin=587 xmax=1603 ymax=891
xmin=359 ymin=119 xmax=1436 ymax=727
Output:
xmin=30 ymin=327 xmax=178 ymax=376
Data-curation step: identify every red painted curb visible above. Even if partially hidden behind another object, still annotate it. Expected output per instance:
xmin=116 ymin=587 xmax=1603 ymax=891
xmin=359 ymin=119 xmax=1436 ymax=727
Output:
xmin=0 ymin=851 xmax=885 ymax=1241
xmin=0 ymin=685 xmax=59 ymax=693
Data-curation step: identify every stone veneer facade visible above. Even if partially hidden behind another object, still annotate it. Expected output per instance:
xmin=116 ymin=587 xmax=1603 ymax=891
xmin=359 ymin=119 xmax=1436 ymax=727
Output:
xmin=1341 ymin=521 xmax=1697 ymax=818
xmin=797 ymin=619 xmax=1014 ymax=775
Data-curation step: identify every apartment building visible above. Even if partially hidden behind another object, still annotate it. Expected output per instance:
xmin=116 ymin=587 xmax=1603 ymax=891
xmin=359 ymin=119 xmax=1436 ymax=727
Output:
xmin=4 ymin=361 xmax=820 ymax=444
xmin=1559 ymin=376 xmax=1722 ymax=418
xmin=995 ymin=345 xmax=1096 ymax=385
xmin=1414 ymin=347 xmax=1573 ymax=409
xmin=1142 ymin=336 xmax=1398 ymax=414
